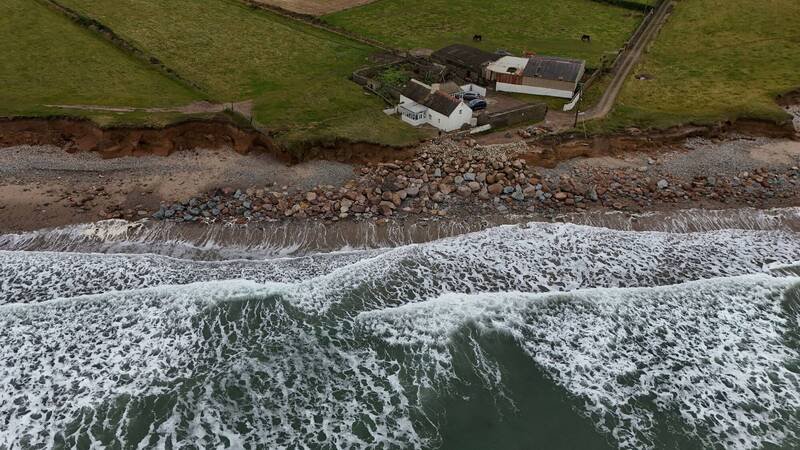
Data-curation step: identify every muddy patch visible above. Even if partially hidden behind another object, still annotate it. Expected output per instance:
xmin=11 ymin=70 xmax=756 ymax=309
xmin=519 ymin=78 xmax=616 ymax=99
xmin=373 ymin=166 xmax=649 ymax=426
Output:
xmin=749 ymin=140 xmax=800 ymax=165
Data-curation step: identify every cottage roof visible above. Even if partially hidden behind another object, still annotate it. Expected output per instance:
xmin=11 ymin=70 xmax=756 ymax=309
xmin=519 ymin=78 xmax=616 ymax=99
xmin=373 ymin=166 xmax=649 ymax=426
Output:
xmin=401 ymin=80 xmax=464 ymax=116
xmin=437 ymin=81 xmax=462 ymax=95
xmin=522 ymin=56 xmax=585 ymax=82
xmin=432 ymin=44 xmax=499 ymax=72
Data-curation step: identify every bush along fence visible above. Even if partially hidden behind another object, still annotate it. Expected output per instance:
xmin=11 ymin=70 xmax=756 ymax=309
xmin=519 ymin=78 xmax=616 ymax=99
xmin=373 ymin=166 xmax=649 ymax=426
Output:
xmin=351 ymin=61 xmax=407 ymax=106
xmin=351 ymin=57 xmax=448 ymax=105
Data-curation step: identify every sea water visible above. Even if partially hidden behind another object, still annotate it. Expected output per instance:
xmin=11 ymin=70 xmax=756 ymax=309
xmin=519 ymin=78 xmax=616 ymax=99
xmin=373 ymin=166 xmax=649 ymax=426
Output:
xmin=1 ymin=209 xmax=799 ymax=449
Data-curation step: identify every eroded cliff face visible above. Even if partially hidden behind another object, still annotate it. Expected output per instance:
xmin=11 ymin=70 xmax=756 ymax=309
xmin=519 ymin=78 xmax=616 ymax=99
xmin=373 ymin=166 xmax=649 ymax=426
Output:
xmin=0 ymin=118 xmax=279 ymax=159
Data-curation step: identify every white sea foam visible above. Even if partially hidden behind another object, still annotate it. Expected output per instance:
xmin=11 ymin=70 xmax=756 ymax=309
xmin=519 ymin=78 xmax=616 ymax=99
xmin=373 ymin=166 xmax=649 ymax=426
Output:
xmin=0 ymin=249 xmax=381 ymax=305
xmin=289 ymin=223 xmax=800 ymax=312
xmin=359 ymin=275 xmax=800 ymax=449
xmin=4 ymin=223 xmax=799 ymax=307
xmin=0 ymin=281 xmax=262 ymax=448
xmin=0 ymin=218 xmax=489 ymax=260
xmin=2 ymin=208 xmax=799 ymax=260
xmin=0 ymin=281 xmax=424 ymax=449
xmin=1 ymin=218 xmax=799 ymax=448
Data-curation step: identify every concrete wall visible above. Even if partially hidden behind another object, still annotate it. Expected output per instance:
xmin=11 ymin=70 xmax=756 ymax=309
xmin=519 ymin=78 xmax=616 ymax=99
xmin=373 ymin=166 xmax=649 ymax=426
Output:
xmin=497 ymin=82 xmax=574 ymax=99
xmin=521 ymin=74 xmax=580 ymax=92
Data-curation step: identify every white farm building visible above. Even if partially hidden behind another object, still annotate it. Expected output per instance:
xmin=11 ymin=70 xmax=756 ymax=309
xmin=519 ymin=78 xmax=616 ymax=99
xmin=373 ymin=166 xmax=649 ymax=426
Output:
xmin=397 ymin=80 xmax=473 ymax=132
xmin=486 ymin=55 xmax=586 ymax=99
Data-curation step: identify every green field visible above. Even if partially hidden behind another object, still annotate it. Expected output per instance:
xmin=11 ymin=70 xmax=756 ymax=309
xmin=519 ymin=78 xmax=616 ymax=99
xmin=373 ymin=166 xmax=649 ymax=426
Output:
xmin=597 ymin=0 xmax=800 ymax=130
xmin=324 ymin=0 xmax=644 ymax=66
xmin=7 ymin=0 xmax=792 ymax=145
xmin=4 ymin=0 xmax=424 ymax=146
xmin=0 ymin=0 xmax=199 ymax=121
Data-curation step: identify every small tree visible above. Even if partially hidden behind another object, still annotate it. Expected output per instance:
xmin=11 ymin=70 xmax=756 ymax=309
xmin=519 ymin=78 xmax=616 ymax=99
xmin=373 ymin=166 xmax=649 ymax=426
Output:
xmin=378 ymin=67 xmax=410 ymax=90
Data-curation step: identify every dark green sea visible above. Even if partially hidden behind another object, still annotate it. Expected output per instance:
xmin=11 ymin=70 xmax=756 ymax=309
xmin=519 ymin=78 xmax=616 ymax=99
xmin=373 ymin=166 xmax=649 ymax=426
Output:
xmin=1 ymin=208 xmax=799 ymax=449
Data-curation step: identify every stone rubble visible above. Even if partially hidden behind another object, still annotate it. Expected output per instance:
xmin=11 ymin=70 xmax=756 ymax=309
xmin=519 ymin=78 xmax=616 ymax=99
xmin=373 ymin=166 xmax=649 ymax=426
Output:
xmin=146 ymin=138 xmax=800 ymax=224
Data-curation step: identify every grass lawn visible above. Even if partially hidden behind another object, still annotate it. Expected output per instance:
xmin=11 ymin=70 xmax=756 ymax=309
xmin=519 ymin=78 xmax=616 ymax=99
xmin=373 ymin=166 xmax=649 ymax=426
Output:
xmin=57 ymin=0 xmax=424 ymax=146
xmin=324 ymin=0 xmax=644 ymax=66
xmin=505 ymin=92 xmax=570 ymax=112
xmin=594 ymin=0 xmax=800 ymax=131
xmin=0 ymin=0 xmax=199 ymax=119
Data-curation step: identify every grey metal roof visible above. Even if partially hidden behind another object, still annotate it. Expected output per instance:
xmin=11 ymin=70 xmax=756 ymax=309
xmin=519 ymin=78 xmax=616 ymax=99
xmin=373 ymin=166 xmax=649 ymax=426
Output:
xmin=401 ymin=82 xmax=463 ymax=116
xmin=522 ymin=56 xmax=585 ymax=82
xmin=432 ymin=44 xmax=500 ymax=72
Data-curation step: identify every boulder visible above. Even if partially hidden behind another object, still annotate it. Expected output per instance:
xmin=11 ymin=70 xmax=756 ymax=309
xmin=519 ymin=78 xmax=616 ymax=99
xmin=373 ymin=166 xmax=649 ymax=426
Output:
xmin=488 ymin=183 xmax=504 ymax=195
xmin=457 ymin=185 xmax=472 ymax=197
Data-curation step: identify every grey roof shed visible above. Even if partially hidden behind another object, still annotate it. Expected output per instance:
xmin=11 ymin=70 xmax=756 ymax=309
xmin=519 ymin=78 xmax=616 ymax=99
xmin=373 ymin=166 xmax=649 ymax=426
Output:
xmin=522 ymin=56 xmax=585 ymax=82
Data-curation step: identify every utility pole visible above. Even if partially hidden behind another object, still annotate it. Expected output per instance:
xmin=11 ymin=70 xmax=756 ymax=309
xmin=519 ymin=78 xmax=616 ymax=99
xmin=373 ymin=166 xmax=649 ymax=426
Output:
xmin=573 ymin=84 xmax=583 ymax=128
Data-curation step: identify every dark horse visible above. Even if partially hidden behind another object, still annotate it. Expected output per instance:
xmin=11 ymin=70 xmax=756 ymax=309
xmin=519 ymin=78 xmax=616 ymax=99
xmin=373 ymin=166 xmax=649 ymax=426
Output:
xmin=472 ymin=34 xmax=483 ymax=42
xmin=581 ymin=34 xmax=591 ymax=43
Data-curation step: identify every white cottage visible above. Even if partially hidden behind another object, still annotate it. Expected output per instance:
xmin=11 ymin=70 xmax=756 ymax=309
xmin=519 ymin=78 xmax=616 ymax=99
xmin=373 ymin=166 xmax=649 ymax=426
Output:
xmin=397 ymin=80 xmax=473 ymax=132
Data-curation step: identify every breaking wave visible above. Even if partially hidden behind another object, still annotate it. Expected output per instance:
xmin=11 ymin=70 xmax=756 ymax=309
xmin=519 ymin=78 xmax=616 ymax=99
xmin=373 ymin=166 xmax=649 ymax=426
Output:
xmin=360 ymin=276 xmax=800 ymax=449
xmin=1 ymin=211 xmax=799 ymax=448
xmin=1 ymin=207 xmax=798 ymax=259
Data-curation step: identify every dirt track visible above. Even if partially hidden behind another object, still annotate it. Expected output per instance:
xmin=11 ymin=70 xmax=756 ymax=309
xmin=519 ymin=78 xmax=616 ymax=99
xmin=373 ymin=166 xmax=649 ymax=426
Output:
xmin=580 ymin=0 xmax=675 ymax=122
xmin=253 ymin=0 xmax=376 ymax=15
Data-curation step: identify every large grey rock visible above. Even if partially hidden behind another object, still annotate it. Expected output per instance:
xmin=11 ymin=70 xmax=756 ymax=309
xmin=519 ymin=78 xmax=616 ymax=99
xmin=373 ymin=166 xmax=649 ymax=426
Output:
xmin=457 ymin=185 xmax=472 ymax=197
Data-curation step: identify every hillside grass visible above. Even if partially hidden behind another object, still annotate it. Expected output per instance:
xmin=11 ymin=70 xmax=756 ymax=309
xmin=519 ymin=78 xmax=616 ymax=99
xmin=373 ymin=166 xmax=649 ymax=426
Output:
xmin=324 ymin=0 xmax=644 ymax=66
xmin=0 ymin=0 xmax=199 ymax=120
xmin=57 ymin=0 xmax=424 ymax=146
xmin=594 ymin=0 xmax=800 ymax=131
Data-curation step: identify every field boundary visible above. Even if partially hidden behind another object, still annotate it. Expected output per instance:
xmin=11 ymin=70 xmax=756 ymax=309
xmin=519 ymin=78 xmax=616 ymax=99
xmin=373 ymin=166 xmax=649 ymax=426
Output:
xmin=588 ymin=0 xmax=653 ymax=13
xmin=579 ymin=0 xmax=674 ymax=121
xmin=35 ymin=0 xmax=209 ymax=98
xmin=240 ymin=0 xmax=398 ymax=53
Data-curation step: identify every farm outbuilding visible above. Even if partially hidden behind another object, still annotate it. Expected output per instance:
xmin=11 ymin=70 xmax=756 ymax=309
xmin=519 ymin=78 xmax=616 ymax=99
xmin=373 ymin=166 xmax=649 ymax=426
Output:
xmin=397 ymin=80 xmax=473 ymax=132
xmin=487 ymin=55 xmax=586 ymax=98
xmin=431 ymin=44 xmax=500 ymax=83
